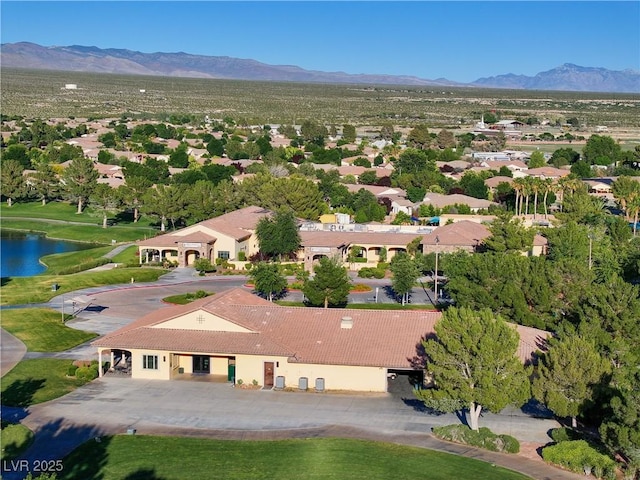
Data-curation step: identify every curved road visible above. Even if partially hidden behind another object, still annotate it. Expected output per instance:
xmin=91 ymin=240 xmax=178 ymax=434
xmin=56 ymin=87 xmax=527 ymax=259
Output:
xmin=1 ymin=268 xmax=583 ymax=480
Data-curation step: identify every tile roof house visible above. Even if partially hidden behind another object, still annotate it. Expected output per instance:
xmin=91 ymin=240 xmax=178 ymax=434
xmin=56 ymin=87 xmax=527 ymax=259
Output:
xmin=421 ymin=193 xmax=498 ymax=212
xmin=422 ymin=220 xmax=548 ymax=256
xmin=524 ymin=167 xmax=571 ymax=180
xmin=137 ymin=206 xmax=272 ymax=267
xmin=93 ymin=288 xmax=549 ymax=392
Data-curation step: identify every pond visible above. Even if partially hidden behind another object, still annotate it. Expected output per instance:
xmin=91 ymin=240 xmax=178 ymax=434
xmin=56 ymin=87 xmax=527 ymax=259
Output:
xmin=0 ymin=231 xmax=96 ymax=277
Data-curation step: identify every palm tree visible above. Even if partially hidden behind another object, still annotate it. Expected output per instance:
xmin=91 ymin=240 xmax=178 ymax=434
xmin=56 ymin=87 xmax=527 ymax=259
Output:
xmin=627 ymin=188 xmax=640 ymax=236
xmin=556 ymin=176 xmax=583 ymax=213
xmin=521 ymin=176 xmax=534 ymax=216
xmin=512 ymin=178 xmax=525 ymax=216
xmin=540 ymin=178 xmax=554 ymax=219
xmin=530 ymin=177 xmax=542 ymax=219
xmin=612 ymin=176 xmax=639 ymax=222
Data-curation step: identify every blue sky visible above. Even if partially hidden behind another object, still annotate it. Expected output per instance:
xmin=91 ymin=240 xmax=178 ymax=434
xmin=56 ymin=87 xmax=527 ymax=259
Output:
xmin=1 ymin=1 xmax=638 ymax=83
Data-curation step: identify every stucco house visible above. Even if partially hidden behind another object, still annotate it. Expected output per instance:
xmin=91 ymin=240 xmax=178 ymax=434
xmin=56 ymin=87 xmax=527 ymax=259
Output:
xmin=421 ymin=193 xmax=498 ymax=212
xmin=93 ymin=288 xmax=548 ymax=392
xmin=422 ymin=220 xmax=548 ymax=256
xmin=137 ymin=206 xmax=272 ymax=266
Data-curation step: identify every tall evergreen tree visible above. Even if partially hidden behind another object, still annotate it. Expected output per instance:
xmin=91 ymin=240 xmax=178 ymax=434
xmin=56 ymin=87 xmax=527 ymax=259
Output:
xmin=0 ymin=159 xmax=26 ymax=207
xmin=302 ymin=256 xmax=351 ymax=308
xmin=415 ymin=307 xmax=530 ymax=431
xmin=250 ymin=262 xmax=288 ymax=302
xmin=532 ymin=335 xmax=610 ymax=428
xmin=62 ymin=156 xmax=99 ymax=213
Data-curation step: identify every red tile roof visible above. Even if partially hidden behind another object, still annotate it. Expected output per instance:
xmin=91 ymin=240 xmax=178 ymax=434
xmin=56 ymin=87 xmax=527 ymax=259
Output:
xmin=94 ymin=288 xmax=548 ymax=367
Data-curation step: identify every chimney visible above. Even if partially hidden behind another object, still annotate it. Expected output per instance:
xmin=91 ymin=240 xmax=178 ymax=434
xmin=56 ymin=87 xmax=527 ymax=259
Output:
xmin=340 ymin=316 xmax=353 ymax=329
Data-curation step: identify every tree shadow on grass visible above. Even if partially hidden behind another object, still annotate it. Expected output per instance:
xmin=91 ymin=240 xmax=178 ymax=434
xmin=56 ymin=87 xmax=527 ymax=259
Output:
xmin=124 ymin=469 xmax=168 ymax=480
xmin=1 ymin=378 xmax=46 ymax=407
xmin=1 ymin=419 xmax=109 ymax=480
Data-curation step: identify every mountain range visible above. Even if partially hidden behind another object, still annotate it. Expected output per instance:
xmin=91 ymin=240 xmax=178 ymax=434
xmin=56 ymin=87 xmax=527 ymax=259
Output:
xmin=1 ymin=42 xmax=638 ymax=93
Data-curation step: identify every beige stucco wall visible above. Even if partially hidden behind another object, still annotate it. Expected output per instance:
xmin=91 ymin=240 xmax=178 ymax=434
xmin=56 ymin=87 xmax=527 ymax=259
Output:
xmin=234 ymin=354 xmax=290 ymax=386
xmin=151 ymin=310 xmax=254 ymax=332
xmin=211 ymin=356 xmax=228 ymax=375
xmin=129 ymin=348 xmax=172 ymax=380
xmin=277 ymin=362 xmax=388 ymax=392
xmin=125 ymin=349 xmax=388 ymax=392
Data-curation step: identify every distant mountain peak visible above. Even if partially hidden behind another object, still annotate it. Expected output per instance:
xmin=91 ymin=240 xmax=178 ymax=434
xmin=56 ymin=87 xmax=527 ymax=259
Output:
xmin=472 ymin=63 xmax=639 ymax=93
xmin=1 ymin=42 xmax=637 ymax=93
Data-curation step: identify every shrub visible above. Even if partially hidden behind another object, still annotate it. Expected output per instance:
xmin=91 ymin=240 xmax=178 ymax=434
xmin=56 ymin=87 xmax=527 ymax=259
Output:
xmin=236 ymin=379 xmax=243 ymax=385
xmin=238 ymin=251 xmax=246 ymax=261
xmin=432 ymin=424 xmax=520 ymax=454
xmin=67 ymin=365 xmax=78 ymax=377
xmin=75 ymin=365 xmax=99 ymax=381
xmin=542 ymin=440 xmax=616 ymax=476
xmin=194 ymin=258 xmax=215 ymax=273
xmin=550 ymin=427 xmax=582 ymax=443
xmin=351 ymin=283 xmax=372 ymax=292
xmin=501 ymin=434 xmax=520 ymax=454
xmin=358 ymin=267 xmax=385 ymax=279
xmin=252 ymin=379 xmax=258 ymax=386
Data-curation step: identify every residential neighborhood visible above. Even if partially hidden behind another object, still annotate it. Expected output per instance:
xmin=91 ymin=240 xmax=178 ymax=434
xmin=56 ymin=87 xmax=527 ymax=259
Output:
xmin=1 ymin=110 xmax=639 ymax=480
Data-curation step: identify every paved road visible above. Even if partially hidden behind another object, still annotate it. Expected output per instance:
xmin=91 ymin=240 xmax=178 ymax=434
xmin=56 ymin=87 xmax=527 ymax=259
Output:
xmin=1 ymin=268 xmax=583 ymax=480
xmin=1 ymin=377 xmax=583 ymax=480
xmin=0 ymin=329 xmax=27 ymax=377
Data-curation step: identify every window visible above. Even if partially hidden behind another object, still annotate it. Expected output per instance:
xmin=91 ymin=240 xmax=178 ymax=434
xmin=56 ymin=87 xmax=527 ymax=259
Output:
xmin=217 ymin=251 xmax=230 ymax=260
xmin=143 ymin=355 xmax=158 ymax=370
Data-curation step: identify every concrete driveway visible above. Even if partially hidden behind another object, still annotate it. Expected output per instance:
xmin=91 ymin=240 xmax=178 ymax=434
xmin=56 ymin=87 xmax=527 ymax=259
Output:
xmin=1 ymin=375 xmax=583 ymax=480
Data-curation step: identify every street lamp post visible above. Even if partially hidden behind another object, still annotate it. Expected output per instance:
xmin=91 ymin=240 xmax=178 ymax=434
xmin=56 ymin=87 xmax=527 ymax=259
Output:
xmin=434 ymin=236 xmax=440 ymax=302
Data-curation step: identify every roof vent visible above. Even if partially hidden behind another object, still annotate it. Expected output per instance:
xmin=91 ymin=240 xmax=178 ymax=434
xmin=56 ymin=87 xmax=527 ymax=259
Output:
xmin=340 ymin=316 xmax=353 ymax=329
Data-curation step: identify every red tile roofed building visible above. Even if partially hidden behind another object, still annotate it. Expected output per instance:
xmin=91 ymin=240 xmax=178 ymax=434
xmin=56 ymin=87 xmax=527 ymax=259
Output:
xmin=94 ymin=288 xmax=549 ymax=392
xmin=422 ymin=220 xmax=547 ymax=256
xmin=137 ymin=206 xmax=272 ymax=267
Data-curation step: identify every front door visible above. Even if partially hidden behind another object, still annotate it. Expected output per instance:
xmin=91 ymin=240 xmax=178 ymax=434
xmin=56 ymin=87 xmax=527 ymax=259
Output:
xmin=193 ymin=355 xmax=210 ymax=374
xmin=263 ymin=362 xmax=274 ymax=388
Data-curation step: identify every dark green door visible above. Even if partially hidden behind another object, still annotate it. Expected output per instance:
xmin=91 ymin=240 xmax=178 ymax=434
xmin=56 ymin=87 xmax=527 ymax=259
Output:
xmin=227 ymin=364 xmax=236 ymax=382
xmin=193 ymin=356 xmax=210 ymax=374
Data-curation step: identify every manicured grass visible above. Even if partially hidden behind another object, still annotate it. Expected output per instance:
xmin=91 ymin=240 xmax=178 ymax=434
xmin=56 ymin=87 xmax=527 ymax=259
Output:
xmin=1 ymin=421 xmax=34 ymax=461
xmin=1 ymin=359 xmax=94 ymax=407
xmin=1 ymin=201 xmax=157 ymax=228
xmin=1 ymin=201 xmax=96 ymax=222
xmin=39 ymin=246 xmax=116 ymax=274
xmin=1 ymin=219 xmax=155 ymax=244
xmin=163 ymin=291 xmax=214 ymax=305
xmin=0 ymin=308 xmax=97 ymax=352
xmin=109 ymin=245 xmax=140 ymax=265
xmin=60 ymin=436 xmax=531 ymax=480
xmin=0 ymin=268 xmax=167 ymax=305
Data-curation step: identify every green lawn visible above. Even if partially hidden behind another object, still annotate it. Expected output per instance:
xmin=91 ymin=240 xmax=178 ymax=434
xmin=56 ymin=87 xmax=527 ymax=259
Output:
xmin=1 ymin=421 xmax=34 ymax=461
xmin=0 ymin=308 xmax=97 ymax=352
xmin=1 ymin=219 xmax=155 ymax=244
xmin=0 ymin=268 xmax=167 ymax=305
xmin=60 ymin=436 xmax=531 ymax=480
xmin=39 ymin=245 xmax=116 ymax=274
xmin=1 ymin=359 xmax=94 ymax=407
xmin=109 ymin=245 xmax=140 ymax=265
xmin=1 ymin=201 xmax=157 ymax=228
